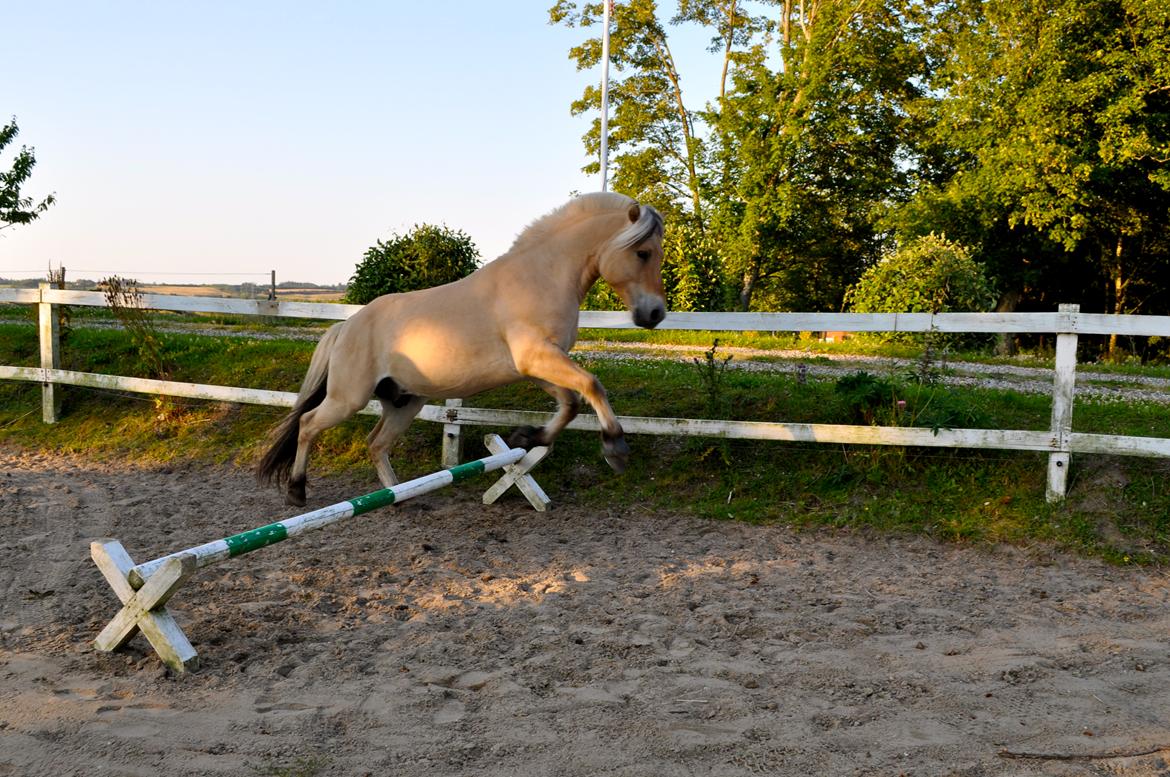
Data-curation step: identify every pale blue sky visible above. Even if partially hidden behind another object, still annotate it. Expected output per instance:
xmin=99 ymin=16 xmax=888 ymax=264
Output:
xmin=2 ymin=2 xmax=718 ymax=286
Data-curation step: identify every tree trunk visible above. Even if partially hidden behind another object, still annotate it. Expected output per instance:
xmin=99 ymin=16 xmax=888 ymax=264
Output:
xmin=739 ymin=266 xmax=758 ymax=311
xmin=650 ymin=35 xmax=704 ymax=229
xmin=1107 ymin=236 xmax=1127 ymax=360
xmin=995 ymin=289 xmax=1022 ymax=356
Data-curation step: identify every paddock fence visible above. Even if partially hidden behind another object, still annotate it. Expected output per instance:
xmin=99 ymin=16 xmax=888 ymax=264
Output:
xmin=3 ymin=284 xmax=1170 ymax=503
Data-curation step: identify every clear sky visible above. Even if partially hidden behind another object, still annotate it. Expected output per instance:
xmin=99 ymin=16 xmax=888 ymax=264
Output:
xmin=3 ymin=2 xmax=681 ymax=286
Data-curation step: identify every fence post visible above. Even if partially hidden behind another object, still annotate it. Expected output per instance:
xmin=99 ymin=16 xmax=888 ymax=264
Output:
xmin=37 ymin=282 xmax=62 ymax=424
xmin=441 ymin=398 xmax=464 ymax=467
xmin=1046 ymin=303 xmax=1079 ymax=503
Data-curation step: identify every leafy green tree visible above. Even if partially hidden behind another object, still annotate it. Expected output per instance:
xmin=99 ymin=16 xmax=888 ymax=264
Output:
xmin=713 ymin=0 xmax=926 ymax=311
xmin=583 ymin=220 xmax=726 ymax=312
xmin=1 ymin=118 xmax=55 ymax=231
xmin=552 ymin=1 xmax=927 ymax=311
xmin=661 ymin=220 xmax=726 ymax=311
xmin=550 ymin=0 xmax=719 ymax=229
xmin=891 ymin=0 xmax=1170 ymax=337
xmin=345 ymin=224 xmax=480 ymax=305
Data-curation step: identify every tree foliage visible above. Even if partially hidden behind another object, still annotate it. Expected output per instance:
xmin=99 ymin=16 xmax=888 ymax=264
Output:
xmin=551 ymin=0 xmax=1170 ymax=343
xmin=1 ymin=118 xmax=55 ymax=232
xmin=583 ymin=219 xmax=727 ymax=311
xmin=713 ymin=0 xmax=925 ymax=311
xmin=552 ymin=0 xmax=927 ymax=312
xmin=890 ymin=0 xmax=1170 ymax=323
xmin=345 ymin=225 xmax=480 ymax=305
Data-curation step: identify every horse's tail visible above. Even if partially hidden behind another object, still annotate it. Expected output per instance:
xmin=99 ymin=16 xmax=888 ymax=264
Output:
xmin=255 ymin=322 xmax=344 ymax=487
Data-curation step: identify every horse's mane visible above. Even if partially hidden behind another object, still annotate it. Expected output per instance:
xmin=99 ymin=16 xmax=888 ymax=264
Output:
xmin=505 ymin=192 xmax=662 ymax=256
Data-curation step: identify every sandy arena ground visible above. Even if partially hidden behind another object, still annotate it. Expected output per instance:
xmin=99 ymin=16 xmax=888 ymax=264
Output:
xmin=1 ymin=445 xmax=1169 ymax=776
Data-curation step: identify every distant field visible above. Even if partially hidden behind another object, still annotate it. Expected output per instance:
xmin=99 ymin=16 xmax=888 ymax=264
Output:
xmin=136 ymin=285 xmax=248 ymax=297
xmin=1 ymin=281 xmax=347 ymax=303
xmin=136 ymin=285 xmax=346 ymax=302
xmin=274 ymin=288 xmax=346 ymax=302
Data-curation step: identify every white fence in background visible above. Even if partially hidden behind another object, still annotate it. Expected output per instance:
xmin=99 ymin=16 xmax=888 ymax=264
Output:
xmin=4 ymin=284 xmax=1170 ymax=503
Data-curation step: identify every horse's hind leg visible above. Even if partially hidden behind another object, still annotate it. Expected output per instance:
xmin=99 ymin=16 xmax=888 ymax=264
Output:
xmin=508 ymin=381 xmax=580 ymax=450
xmin=287 ymin=394 xmax=367 ymax=506
xmin=368 ymin=396 xmax=426 ymax=488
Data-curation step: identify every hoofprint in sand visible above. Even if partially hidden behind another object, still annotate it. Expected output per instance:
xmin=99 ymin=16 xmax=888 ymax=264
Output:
xmin=2 ymin=445 xmax=1168 ymax=776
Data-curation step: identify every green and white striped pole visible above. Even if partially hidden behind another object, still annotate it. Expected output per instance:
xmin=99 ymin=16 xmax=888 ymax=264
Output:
xmin=92 ymin=437 xmax=546 ymax=673
xmin=127 ymin=446 xmax=526 ymax=587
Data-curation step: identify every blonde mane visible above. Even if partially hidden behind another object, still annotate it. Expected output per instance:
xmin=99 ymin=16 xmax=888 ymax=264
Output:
xmin=504 ymin=191 xmax=637 ymax=256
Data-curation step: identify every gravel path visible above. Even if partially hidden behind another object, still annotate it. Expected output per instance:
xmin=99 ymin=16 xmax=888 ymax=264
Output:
xmin=28 ymin=318 xmax=1170 ymax=404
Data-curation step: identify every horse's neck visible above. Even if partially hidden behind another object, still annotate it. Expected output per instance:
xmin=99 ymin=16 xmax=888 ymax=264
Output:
xmin=505 ymin=217 xmax=607 ymax=306
xmin=561 ymin=212 xmax=621 ymax=300
xmin=574 ymin=250 xmax=602 ymax=303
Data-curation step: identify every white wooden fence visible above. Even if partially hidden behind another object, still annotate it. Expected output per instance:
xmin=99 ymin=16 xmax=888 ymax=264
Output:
xmin=4 ymin=284 xmax=1170 ymax=503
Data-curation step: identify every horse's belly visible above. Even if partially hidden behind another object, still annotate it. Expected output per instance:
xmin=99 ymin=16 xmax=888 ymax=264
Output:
xmin=387 ymin=342 xmax=518 ymax=399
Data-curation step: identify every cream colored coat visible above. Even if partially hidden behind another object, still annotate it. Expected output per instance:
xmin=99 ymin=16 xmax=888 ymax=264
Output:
xmin=257 ymin=192 xmax=666 ymax=506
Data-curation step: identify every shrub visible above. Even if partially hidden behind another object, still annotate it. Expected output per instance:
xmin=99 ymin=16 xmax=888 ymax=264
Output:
xmin=835 ymin=371 xmax=899 ymax=425
xmin=345 ymin=224 xmax=479 ymax=305
xmin=844 ymin=234 xmax=997 ymax=347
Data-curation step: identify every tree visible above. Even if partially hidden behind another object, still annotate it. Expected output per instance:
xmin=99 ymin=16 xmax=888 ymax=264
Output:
xmin=550 ymin=0 xmax=718 ymax=230
xmin=713 ymin=0 xmax=926 ymax=311
xmin=552 ymin=1 xmax=927 ymax=311
xmin=345 ymin=225 xmax=480 ymax=305
xmin=583 ymin=219 xmax=728 ymax=311
xmin=890 ymin=0 xmax=1170 ymax=339
xmin=1 ymin=118 xmax=55 ymax=231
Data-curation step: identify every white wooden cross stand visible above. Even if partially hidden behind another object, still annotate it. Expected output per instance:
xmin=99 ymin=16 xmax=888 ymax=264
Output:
xmin=482 ymin=434 xmax=552 ymax=511
xmin=90 ymin=435 xmax=549 ymax=673
xmin=91 ymin=543 xmax=201 ymax=671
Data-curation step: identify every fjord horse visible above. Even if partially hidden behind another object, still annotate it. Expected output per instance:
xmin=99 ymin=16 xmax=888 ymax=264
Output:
xmin=257 ymin=192 xmax=666 ymax=506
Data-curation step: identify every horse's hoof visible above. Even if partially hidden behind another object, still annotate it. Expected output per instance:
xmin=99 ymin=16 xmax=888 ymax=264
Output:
xmin=602 ymin=435 xmax=630 ymax=474
xmin=286 ymin=480 xmax=307 ymax=507
xmin=507 ymin=425 xmax=543 ymax=450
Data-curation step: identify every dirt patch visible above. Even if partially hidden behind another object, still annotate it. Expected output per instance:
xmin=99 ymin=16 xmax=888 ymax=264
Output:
xmin=2 ymin=444 xmax=1169 ymax=776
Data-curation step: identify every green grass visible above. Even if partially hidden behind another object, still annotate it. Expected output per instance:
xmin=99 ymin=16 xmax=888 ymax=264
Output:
xmin=2 ymin=320 xmax=1169 ymax=564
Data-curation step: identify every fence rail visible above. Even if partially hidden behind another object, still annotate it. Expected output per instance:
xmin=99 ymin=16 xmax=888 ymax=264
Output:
xmin=7 ymin=287 xmax=1170 ymax=335
xmin=4 ymin=284 xmax=1169 ymax=503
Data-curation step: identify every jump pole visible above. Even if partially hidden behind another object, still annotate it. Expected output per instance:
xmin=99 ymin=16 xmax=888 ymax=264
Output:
xmin=91 ymin=435 xmax=548 ymax=673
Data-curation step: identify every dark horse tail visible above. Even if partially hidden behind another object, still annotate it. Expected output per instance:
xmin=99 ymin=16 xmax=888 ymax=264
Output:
xmin=255 ymin=322 xmax=344 ymax=487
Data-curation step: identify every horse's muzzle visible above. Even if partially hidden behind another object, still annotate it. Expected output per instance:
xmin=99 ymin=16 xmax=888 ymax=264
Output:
xmin=633 ymin=300 xmax=667 ymax=329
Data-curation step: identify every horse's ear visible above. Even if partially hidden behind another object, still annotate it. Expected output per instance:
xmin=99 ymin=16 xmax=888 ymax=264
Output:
xmin=627 ymin=203 xmax=640 ymax=223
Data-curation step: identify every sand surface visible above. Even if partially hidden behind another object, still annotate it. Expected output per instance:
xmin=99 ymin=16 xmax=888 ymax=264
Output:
xmin=2 ymin=445 xmax=1169 ymax=776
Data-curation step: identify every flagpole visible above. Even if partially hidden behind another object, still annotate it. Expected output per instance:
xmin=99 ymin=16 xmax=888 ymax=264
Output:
xmin=600 ymin=0 xmax=611 ymax=192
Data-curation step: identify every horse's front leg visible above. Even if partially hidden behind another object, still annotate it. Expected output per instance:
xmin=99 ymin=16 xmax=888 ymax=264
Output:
xmin=507 ymin=382 xmax=580 ymax=451
xmin=511 ymin=341 xmax=629 ymax=473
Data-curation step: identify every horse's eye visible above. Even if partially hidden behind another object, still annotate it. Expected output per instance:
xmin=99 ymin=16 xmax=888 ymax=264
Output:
xmin=636 ymin=249 xmax=651 ymax=261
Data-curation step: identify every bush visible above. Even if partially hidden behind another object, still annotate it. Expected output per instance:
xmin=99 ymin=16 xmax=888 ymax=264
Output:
xmin=345 ymin=224 xmax=479 ymax=304
xmin=844 ymin=234 xmax=997 ymax=346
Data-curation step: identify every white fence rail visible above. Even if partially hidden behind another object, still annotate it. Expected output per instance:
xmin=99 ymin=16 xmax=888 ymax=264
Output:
xmin=4 ymin=285 xmax=1170 ymax=503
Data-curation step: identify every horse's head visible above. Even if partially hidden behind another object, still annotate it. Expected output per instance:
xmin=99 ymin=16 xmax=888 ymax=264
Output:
xmin=599 ymin=201 xmax=667 ymax=329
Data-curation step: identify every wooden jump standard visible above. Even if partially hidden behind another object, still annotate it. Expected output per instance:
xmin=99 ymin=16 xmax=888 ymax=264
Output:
xmin=91 ymin=434 xmax=549 ymax=672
